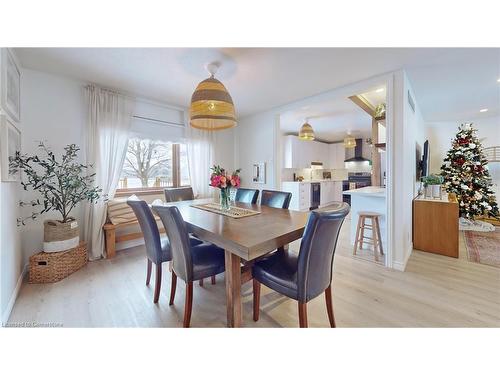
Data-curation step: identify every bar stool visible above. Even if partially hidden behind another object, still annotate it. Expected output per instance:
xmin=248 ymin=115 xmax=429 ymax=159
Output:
xmin=353 ymin=211 xmax=384 ymax=261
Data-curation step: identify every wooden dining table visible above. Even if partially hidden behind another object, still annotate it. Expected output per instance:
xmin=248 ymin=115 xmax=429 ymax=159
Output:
xmin=161 ymin=198 xmax=309 ymax=327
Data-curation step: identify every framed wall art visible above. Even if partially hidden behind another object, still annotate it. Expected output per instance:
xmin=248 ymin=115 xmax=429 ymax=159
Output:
xmin=1 ymin=114 xmax=21 ymax=182
xmin=1 ymin=48 xmax=21 ymax=122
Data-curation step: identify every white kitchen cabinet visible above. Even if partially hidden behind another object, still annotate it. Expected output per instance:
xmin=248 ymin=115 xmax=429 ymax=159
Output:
xmin=333 ymin=181 xmax=343 ymax=202
xmin=282 ymin=181 xmax=311 ymax=211
xmin=283 ymin=135 xmax=329 ymax=169
xmin=329 ymin=143 xmax=346 ymax=169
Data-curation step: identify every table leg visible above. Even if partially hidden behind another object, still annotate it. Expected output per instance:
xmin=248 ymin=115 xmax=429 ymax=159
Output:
xmin=224 ymin=250 xmax=242 ymax=328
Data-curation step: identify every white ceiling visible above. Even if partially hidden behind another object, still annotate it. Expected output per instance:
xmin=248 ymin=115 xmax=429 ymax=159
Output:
xmin=279 ymin=88 xmax=384 ymax=142
xmin=14 ymin=48 xmax=500 ymax=120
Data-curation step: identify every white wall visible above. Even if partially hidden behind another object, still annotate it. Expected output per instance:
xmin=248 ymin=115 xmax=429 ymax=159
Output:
xmin=235 ymin=111 xmax=278 ymax=190
xmin=425 ymin=115 xmax=500 ymax=198
xmin=390 ymin=71 xmax=426 ymax=271
xmin=0 ymin=49 xmax=23 ymax=323
xmin=19 ymin=69 xmax=87 ymax=266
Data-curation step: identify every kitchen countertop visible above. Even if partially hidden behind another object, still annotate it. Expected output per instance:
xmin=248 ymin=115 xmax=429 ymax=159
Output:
xmin=343 ymin=186 xmax=386 ymax=197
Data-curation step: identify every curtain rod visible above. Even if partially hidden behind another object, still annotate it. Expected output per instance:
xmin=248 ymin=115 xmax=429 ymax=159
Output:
xmin=133 ymin=115 xmax=185 ymax=128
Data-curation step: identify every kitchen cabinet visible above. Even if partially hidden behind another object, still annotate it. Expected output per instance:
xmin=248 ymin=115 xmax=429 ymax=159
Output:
xmin=283 ymin=135 xmax=329 ymax=169
xmin=329 ymin=143 xmax=345 ymax=169
xmin=319 ymin=181 xmax=343 ymax=207
xmin=282 ymin=181 xmax=311 ymax=211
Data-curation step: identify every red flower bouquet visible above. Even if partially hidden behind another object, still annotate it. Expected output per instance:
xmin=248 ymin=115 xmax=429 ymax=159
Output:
xmin=210 ymin=165 xmax=241 ymax=210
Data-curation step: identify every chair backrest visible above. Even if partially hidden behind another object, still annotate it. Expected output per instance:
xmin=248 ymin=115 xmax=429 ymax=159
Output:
xmin=152 ymin=204 xmax=193 ymax=282
xmin=234 ymin=188 xmax=259 ymax=204
xmin=127 ymin=197 xmax=162 ymax=263
xmin=164 ymin=187 xmax=194 ymax=202
xmin=296 ymin=203 xmax=350 ymax=302
xmin=260 ymin=190 xmax=292 ymax=209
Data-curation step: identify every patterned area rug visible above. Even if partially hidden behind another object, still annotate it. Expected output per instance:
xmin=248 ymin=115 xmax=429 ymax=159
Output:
xmin=464 ymin=229 xmax=500 ymax=268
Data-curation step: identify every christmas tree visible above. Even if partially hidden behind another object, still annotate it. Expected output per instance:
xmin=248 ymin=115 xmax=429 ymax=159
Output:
xmin=440 ymin=123 xmax=499 ymax=219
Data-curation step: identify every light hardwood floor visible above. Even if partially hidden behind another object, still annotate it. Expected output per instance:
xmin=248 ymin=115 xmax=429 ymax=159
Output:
xmin=8 ymin=223 xmax=500 ymax=327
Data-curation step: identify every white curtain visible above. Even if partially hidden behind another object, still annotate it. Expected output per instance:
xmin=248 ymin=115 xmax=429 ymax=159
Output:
xmin=83 ymin=85 xmax=134 ymax=259
xmin=186 ymin=125 xmax=215 ymax=198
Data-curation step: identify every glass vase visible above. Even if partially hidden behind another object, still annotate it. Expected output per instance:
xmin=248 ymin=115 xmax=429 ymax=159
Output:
xmin=220 ymin=188 xmax=230 ymax=211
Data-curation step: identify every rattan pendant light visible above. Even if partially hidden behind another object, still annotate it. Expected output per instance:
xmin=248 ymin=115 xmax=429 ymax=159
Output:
xmin=189 ymin=63 xmax=237 ymax=130
xmin=298 ymin=119 xmax=315 ymax=141
xmin=343 ymin=131 xmax=356 ymax=148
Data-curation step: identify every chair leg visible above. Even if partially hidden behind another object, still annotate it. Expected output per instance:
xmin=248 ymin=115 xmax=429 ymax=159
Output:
xmin=183 ymin=282 xmax=193 ymax=328
xmin=375 ymin=217 xmax=384 ymax=255
xmin=372 ymin=218 xmax=379 ymax=262
xmin=199 ymin=278 xmax=204 ymax=287
xmin=146 ymin=259 xmax=152 ymax=286
xmin=169 ymin=271 xmax=177 ymax=305
xmin=153 ymin=264 xmax=162 ymax=303
xmin=211 ymin=275 xmax=216 ymax=285
xmin=353 ymin=215 xmax=362 ymax=255
xmin=325 ymin=285 xmax=336 ymax=328
xmin=253 ymin=279 xmax=261 ymax=322
xmin=359 ymin=217 xmax=366 ymax=250
xmin=298 ymin=302 xmax=308 ymax=328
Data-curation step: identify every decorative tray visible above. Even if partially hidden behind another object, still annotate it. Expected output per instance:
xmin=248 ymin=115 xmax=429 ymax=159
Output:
xmin=191 ymin=203 xmax=261 ymax=218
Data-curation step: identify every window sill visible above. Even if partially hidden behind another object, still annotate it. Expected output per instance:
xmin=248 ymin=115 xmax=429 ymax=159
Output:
xmin=114 ymin=186 xmax=192 ymax=198
xmin=114 ymin=188 xmax=166 ymax=197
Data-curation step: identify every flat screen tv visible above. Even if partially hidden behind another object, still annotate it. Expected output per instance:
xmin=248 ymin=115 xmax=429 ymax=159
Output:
xmin=421 ymin=140 xmax=429 ymax=177
xmin=416 ymin=140 xmax=430 ymax=180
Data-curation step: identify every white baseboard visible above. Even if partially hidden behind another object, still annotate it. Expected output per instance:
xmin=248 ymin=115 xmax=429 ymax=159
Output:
xmin=1 ymin=263 xmax=28 ymax=325
xmin=393 ymin=242 xmax=413 ymax=271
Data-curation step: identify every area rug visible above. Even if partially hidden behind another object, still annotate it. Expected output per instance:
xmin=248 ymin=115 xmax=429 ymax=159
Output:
xmin=464 ymin=229 xmax=500 ymax=268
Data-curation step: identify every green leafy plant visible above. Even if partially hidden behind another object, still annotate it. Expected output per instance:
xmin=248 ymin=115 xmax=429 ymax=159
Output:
xmin=421 ymin=174 xmax=444 ymax=187
xmin=10 ymin=142 xmax=102 ymax=224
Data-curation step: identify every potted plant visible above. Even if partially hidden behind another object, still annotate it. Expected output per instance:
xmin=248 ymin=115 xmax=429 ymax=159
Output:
xmin=209 ymin=165 xmax=241 ymax=210
xmin=10 ymin=143 xmax=101 ymax=252
xmin=421 ymin=174 xmax=444 ymax=199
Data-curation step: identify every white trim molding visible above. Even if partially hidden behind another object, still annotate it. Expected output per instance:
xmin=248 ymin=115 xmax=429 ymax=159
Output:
xmin=1 ymin=263 xmax=27 ymax=326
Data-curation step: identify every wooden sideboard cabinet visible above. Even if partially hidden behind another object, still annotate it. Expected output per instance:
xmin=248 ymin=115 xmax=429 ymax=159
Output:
xmin=413 ymin=193 xmax=459 ymax=258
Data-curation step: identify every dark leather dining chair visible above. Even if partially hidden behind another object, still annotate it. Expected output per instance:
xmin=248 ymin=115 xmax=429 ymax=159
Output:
xmin=127 ymin=197 xmax=201 ymax=303
xmin=235 ymin=188 xmax=259 ymax=204
xmin=260 ymin=189 xmax=292 ymax=209
xmin=164 ymin=186 xmax=215 ymax=286
xmin=164 ymin=187 xmax=195 ymax=202
xmin=152 ymin=204 xmax=226 ymax=328
xmin=252 ymin=202 xmax=350 ymax=328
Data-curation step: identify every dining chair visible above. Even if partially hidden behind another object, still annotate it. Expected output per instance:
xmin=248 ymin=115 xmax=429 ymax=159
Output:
xmin=152 ymin=204 xmax=226 ymax=327
xmin=164 ymin=186 xmax=215 ymax=285
xmin=260 ymin=189 xmax=292 ymax=209
xmin=252 ymin=202 xmax=350 ymax=328
xmin=234 ymin=188 xmax=259 ymax=204
xmin=127 ymin=197 xmax=201 ymax=303
xmin=260 ymin=190 xmax=292 ymax=253
xmin=164 ymin=187 xmax=195 ymax=202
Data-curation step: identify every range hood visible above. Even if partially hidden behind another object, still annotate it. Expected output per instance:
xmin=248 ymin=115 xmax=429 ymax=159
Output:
xmin=344 ymin=139 xmax=370 ymax=163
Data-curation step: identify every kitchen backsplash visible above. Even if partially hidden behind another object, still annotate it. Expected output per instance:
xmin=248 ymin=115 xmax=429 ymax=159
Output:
xmin=282 ymin=168 xmax=349 ymax=181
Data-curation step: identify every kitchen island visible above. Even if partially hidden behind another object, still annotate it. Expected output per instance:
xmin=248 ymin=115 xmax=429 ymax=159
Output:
xmin=343 ymin=186 xmax=387 ymax=251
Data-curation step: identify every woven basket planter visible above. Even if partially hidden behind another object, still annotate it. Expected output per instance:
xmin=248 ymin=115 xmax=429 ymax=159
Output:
xmin=29 ymin=242 xmax=88 ymax=283
xmin=43 ymin=219 xmax=79 ymax=253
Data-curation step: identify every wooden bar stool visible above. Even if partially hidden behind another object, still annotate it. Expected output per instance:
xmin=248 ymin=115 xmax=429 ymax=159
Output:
xmin=353 ymin=211 xmax=384 ymax=261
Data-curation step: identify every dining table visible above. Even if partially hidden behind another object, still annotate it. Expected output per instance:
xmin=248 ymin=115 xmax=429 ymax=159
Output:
xmin=161 ymin=198 xmax=309 ymax=327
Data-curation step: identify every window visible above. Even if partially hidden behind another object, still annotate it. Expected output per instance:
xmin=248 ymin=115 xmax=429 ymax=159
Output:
xmin=117 ymin=137 xmax=190 ymax=192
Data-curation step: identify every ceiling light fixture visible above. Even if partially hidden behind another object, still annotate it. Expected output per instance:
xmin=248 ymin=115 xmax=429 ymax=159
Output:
xmin=497 ymin=78 xmax=500 ymax=82
xmin=189 ymin=63 xmax=237 ymax=130
xmin=479 ymin=108 xmax=488 ymax=113
xmin=375 ymin=88 xmax=385 ymax=93
xmin=298 ymin=119 xmax=315 ymax=141
xmin=343 ymin=132 xmax=356 ymax=149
